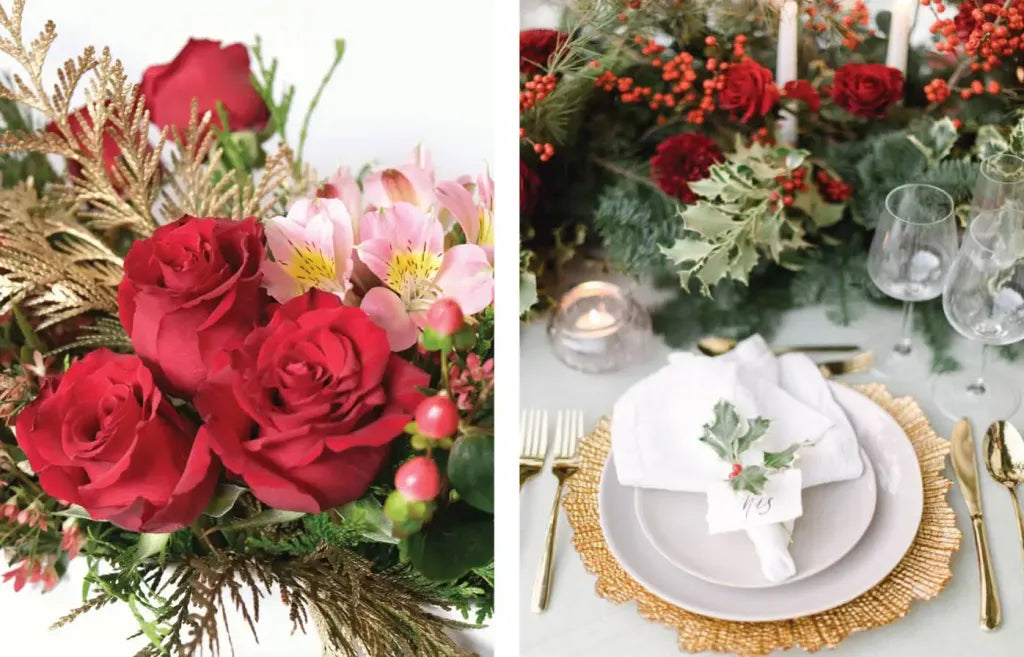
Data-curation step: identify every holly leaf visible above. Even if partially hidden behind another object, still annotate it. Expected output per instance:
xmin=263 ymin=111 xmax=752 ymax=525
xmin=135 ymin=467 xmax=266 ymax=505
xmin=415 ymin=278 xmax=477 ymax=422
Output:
xmin=736 ymin=416 xmax=770 ymax=454
xmin=763 ymin=443 xmax=802 ymax=470
xmin=698 ymin=400 xmax=741 ymax=461
xmin=729 ymin=465 xmax=770 ymax=495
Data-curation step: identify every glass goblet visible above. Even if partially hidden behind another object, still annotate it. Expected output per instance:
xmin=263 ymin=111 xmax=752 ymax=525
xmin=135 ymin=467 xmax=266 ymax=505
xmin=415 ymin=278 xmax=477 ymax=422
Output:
xmin=866 ymin=183 xmax=958 ymax=379
xmin=934 ymin=209 xmax=1024 ymax=420
xmin=968 ymin=152 xmax=1024 ymax=218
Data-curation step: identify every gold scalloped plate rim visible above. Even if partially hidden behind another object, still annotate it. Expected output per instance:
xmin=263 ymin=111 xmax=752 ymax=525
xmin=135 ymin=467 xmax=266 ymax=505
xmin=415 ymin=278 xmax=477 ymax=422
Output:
xmin=563 ymin=383 xmax=962 ymax=657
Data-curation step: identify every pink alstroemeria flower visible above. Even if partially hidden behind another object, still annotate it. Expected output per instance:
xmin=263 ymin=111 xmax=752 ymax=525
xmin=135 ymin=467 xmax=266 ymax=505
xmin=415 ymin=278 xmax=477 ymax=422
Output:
xmin=437 ymin=169 xmax=494 ymax=262
xmin=362 ymin=146 xmax=437 ymax=214
xmin=358 ymin=202 xmax=493 ymax=351
xmin=262 ymin=198 xmax=355 ymax=303
xmin=319 ymin=166 xmax=364 ymax=238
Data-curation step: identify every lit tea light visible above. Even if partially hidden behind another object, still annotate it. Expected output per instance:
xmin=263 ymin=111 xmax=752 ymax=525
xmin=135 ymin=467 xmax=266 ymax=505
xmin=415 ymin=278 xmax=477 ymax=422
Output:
xmin=548 ymin=281 xmax=651 ymax=373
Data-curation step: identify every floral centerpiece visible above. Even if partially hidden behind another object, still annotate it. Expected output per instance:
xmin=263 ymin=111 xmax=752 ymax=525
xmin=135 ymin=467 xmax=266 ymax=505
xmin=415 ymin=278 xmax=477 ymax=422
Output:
xmin=520 ymin=0 xmax=1024 ymax=370
xmin=0 ymin=2 xmax=494 ymax=655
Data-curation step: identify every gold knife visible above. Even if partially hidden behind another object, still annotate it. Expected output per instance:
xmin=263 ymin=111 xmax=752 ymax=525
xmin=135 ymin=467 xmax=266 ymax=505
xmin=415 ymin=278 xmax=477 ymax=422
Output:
xmin=951 ymin=418 xmax=1001 ymax=630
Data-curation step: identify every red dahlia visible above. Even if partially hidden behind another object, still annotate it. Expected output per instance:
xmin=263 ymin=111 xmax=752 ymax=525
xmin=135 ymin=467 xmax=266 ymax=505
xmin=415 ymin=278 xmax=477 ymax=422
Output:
xmin=520 ymin=29 xmax=566 ymax=75
xmin=650 ymin=133 xmax=723 ymax=204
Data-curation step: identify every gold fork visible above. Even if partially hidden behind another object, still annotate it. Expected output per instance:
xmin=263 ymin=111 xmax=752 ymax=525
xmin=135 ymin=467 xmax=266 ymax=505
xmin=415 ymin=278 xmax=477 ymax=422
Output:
xmin=520 ymin=410 xmax=549 ymax=489
xmin=532 ymin=409 xmax=583 ymax=612
xmin=818 ymin=351 xmax=875 ymax=378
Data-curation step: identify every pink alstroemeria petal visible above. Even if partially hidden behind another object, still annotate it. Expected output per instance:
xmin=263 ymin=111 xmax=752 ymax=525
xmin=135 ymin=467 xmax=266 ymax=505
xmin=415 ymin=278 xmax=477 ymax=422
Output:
xmin=360 ymin=287 xmax=419 ymax=351
xmin=434 ymin=244 xmax=494 ymax=316
xmin=436 ymin=180 xmax=479 ymax=244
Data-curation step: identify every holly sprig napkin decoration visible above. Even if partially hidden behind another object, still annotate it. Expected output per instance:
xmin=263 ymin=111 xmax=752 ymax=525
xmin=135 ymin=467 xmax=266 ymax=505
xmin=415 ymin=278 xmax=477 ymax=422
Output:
xmin=699 ymin=401 xmax=802 ymax=495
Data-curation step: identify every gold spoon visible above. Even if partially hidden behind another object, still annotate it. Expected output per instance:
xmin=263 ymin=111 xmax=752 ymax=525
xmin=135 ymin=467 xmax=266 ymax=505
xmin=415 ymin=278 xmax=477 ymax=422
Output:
xmin=983 ymin=420 xmax=1024 ymax=562
xmin=696 ymin=336 xmax=861 ymax=357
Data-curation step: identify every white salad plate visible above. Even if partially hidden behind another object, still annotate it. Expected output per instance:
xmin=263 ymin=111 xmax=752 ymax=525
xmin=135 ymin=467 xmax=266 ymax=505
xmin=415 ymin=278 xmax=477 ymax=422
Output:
xmin=634 ymin=446 xmax=877 ymax=588
xmin=599 ymin=382 xmax=923 ymax=622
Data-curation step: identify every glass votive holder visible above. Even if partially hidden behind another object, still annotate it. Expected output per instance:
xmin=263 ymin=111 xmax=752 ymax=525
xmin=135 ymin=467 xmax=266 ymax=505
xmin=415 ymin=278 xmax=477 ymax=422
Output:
xmin=547 ymin=281 xmax=651 ymax=373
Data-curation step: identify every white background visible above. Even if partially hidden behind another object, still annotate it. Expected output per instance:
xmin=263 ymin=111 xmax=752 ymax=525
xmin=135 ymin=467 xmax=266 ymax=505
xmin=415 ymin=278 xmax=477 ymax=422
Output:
xmin=0 ymin=1 xmax=500 ymax=655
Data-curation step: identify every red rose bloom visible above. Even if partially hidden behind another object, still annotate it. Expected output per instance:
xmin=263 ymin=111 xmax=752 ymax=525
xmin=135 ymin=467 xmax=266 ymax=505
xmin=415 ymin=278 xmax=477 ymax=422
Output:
xmin=141 ymin=39 xmax=269 ymax=134
xmin=830 ymin=63 xmax=904 ymax=118
xmin=46 ymin=107 xmax=125 ymax=186
xmin=520 ymin=161 xmax=541 ymax=215
xmin=718 ymin=59 xmax=779 ymax=122
xmin=118 ymin=216 xmax=267 ymax=397
xmin=650 ymin=133 xmax=723 ymax=203
xmin=15 ymin=350 xmax=218 ymax=533
xmin=520 ymin=29 xmax=566 ymax=75
xmin=783 ymin=79 xmax=821 ymax=112
xmin=195 ymin=291 xmax=428 ymax=513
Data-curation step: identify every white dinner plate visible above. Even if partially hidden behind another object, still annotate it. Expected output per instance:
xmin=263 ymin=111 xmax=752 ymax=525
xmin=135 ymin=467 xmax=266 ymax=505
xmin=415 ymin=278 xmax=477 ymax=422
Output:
xmin=634 ymin=447 xmax=877 ymax=588
xmin=599 ymin=383 xmax=923 ymax=622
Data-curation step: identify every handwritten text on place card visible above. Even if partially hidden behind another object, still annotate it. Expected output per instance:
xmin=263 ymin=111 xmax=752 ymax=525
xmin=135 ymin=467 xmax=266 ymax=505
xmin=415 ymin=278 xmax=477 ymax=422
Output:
xmin=705 ymin=469 xmax=802 ymax=534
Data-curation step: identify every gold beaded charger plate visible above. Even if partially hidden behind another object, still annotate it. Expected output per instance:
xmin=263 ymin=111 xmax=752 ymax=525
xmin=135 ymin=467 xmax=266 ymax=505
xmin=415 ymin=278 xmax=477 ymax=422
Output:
xmin=564 ymin=383 xmax=961 ymax=655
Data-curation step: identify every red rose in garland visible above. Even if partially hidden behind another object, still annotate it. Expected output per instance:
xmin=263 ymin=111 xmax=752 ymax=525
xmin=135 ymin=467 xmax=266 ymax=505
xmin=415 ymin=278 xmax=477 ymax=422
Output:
xmin=830 ymin=63 xmax=904 ymax=118
xmin=520 ymin=29 xmax=566 ymax=75
xmin=783 ymin=80 xmax=821 ymax=112
xmin=520 ymin=161 xmax=541 ymax=215
xmin=650 ymin=133 xmax=723 ymax=203
xmin=45 ymin=107 xmax=124 ymax=185
xmin=717 ymin=59 xmax=779 ymax=122
xmin=118 ymin=216 xmax=267 ymax=397
xmin=195 ymin=290 xmax=428 ymax=513
xmin=14 ymin=350 xmax=218 ymax=533
xmin=141 ymin=39 xmax=270 ymax=134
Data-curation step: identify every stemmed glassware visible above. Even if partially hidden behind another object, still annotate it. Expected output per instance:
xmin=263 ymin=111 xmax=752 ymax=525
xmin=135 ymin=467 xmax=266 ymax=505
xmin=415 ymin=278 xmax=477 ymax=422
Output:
xmin=934 ymin=208 xmax=1024 ymax=419
xmin=866 ymin=183 xmax=958 ymax=378
xmin=968 ymin=152 xmax=1024 ymax=217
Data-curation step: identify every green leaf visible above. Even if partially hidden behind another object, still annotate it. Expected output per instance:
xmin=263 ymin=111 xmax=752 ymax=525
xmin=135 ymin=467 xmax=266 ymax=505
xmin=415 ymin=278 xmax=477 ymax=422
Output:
xmin=661 ymin=238 xmax=713 ymax=264
xmin=975 ymin=124 xmax=1009 ymax=159
xmin=53 ymin=505 xmax=92 ymax=519
xmin=134 ymin=533 xmax=171 ymax=562
xmin=763 ymin=443 xmax=802 ymax=469
xmin=519 ymin=270 xmax=538 ymax=316
xmin=735 ymin=417 xmax=770 ymax=454
xmin=1011 ymin=113 xmax=1024 ymax=153
xmin=402 ymin=518 xmax=493 ymax=581
xmin=447 ymin=434 xmax=494 ymax=513
xmin=729 ymin=465 xmax=770 ymax=495
xmin=203 ymin=484 xmax=247 ymax=518
xmin=452 ymin=325 xmax=478 ymax=350
xmin=218 ymin=509 xmax=305 ymax=531
xmin=698 ymin=400 xmax=741 ymax=461
xmin=334 ymin=498 xmax=397 ymax=544
xmin=681 ymin=203 xmax=736 ymax=238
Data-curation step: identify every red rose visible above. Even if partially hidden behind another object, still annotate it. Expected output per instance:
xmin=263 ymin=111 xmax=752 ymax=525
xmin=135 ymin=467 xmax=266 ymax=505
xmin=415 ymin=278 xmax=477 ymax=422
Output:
xmin=520 ymin=29 xmax=566 ymax=75
xmin=520 ymin=161 xmax=542 ymax=215
xmin=141 ymin=39 xmax=269 ymax=134
xmin=46 ymin=107 xmax=125 ymax=186
xmin=650 ymin=133 xmax=724 ymax=203
xmin=118 ymin=216 xmax=267 ymax=397
xmin=783 ymin=79 xmax=821 ymax=112
xmin=718 ymin=59 xmax=779 ymax=122
xmin=195 ymin=291 xmax=428 ymax=513
xmin=830 ymin=63 xmax=904 ymax=118
xmin=15 ymin=350 xmax=218 ymax=532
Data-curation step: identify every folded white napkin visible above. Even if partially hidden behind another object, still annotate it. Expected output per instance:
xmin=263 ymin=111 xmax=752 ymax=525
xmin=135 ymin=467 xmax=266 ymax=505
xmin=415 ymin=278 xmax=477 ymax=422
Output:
xmin=612 ymin=335 xmax=863 ymax=582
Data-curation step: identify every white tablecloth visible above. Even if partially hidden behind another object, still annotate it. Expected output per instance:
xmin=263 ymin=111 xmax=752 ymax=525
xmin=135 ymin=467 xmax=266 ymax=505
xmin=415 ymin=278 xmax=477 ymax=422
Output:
xmin=520 ymin=302 xmax=1024 ymax=657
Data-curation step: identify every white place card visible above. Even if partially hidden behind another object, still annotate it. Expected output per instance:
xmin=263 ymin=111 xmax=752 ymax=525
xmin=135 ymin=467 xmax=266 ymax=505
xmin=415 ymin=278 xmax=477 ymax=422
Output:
xmin=704 ymin=469 xmax=803 ymax=534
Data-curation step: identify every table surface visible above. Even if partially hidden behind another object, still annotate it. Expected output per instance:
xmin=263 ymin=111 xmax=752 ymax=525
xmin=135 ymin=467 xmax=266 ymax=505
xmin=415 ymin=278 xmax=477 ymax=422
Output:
xmin=519 ymin=300 xmax=1024 ymax=657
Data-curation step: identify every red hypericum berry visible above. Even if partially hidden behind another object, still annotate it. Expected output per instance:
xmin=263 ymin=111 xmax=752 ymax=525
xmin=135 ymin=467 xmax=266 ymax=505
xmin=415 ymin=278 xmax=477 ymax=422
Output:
xmin=395 ymin=457 xmax=441 ymax=502
xmin=729 ymin=463 xmax=742 ymax=479
xmin=426 ymin=298 xmax=464 ymax=336
xmin=415 ymin=395 xmax=460 ymax=439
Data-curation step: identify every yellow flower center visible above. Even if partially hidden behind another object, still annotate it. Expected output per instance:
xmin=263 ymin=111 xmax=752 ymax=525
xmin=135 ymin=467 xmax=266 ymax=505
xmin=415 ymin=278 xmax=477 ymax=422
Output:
xmin=386 ymin=250 xmax=442 ymax=311
xmin=478 ymin=208 xmax=494 ymax=246
xmin=285 ymin=245 xmax=343 ymax=294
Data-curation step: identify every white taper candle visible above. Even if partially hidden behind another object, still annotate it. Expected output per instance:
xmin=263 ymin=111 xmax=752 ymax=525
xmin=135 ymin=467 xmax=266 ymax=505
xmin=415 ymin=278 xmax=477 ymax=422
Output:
xmin=776 ymin=0 xmax=799 ymax=145
xmin=885 ymin=0 xmax=917 ymax=75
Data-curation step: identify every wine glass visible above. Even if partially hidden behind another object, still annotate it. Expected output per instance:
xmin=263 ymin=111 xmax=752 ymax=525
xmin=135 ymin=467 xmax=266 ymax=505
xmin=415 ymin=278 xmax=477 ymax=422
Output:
xmin=866 ymin=183 xmax=958 ymax=379
xmin=968 ymin=152 xmax=1024 ymax=218
xmin=934 ymin=209 xmax=1024 ymax=419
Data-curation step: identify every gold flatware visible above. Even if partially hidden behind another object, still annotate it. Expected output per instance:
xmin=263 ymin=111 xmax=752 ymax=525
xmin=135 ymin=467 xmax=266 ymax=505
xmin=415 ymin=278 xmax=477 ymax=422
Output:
xmin=520 ymin=410 xmax=549 ymax=489
xmin=532 ymin=409 xmax=582 ymax=613
xmin=696 ymin=336 xmax=861 ymax=357
xmin=817 ymin=351 xmax=875 ymax=378
xmin=951 ymin=418 xmax=1001 ymax=630
xmin=983 ymin=420 xmax=1024 ymax=566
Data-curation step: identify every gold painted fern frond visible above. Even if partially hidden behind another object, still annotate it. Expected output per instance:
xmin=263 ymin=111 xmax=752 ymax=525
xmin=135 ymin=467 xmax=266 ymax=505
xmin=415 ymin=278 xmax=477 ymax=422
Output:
xmin=0 ymin=182 xmax=122 ymax=329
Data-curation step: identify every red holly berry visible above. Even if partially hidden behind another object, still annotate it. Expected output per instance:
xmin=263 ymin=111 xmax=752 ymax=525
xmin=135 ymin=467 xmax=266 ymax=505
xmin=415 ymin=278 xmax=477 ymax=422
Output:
xmin=426 ymin=298 xmax=464 ymax=336
xmin=415 ymin=395 xmax=460 ymax=439
xmin=395 ymin=457 xmax=441 ymax=502
xmin=729 ymin=463 xmax=743 ymax=479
